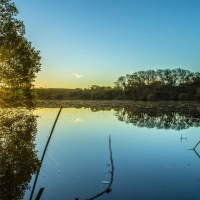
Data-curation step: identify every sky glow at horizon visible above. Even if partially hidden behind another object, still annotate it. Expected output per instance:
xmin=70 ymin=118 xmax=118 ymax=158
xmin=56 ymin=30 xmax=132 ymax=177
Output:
xmin=14 ymin=0 xmax=200 ymax=89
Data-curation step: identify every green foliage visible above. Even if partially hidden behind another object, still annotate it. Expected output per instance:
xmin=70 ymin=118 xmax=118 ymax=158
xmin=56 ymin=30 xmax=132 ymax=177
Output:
xmin=147 ymin=93 xmax=156 ymax=101
xmin=194 ymin=87 xmax=200 ymax=100
xmin=139 ymin=95 xmax=146 ymax=101
xmin=178 ymin=93 xmax=189 ymax=100
xmin=170 ymin=95 xmax=178 ymax=100
xmin=197 ymin=87 xmax=200 ymax=97
xmin=0 ymin=0 xmax=41 ymax=109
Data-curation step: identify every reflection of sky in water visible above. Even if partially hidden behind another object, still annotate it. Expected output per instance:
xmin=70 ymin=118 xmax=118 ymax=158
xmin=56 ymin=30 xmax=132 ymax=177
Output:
xmin=24 ymin=108 xmax=200 ymax=200
xmin=72 ymin=118 xmax=83 ymax=123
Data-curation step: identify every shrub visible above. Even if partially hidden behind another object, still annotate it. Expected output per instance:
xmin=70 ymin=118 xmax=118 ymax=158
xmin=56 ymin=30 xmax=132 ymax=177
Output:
xmin=139 ymin=95 xmax=147 ymax=101
xmin=147 ymin=93 xmax=156 ymax=101
xmin=170 ymin=95 xmax=178 ymax=100
xmin=178 ymin=93 xmax=189 ymax=100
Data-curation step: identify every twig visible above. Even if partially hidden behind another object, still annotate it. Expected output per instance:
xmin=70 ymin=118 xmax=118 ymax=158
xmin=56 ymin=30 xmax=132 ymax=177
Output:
xmin=35 ymin=187 xmax=44 ymax=200
xmin=187 ymin=141 xmax=200 ymax=158
xmin=29 ymin=106 xmax=63 ymax=200
xmin=193 ymin=149 xmax=200 ymax=158
xmin=86 ymin=135 xmax=114 ymax=200
xmin=192 ymin=141 xmax=200 ymax=150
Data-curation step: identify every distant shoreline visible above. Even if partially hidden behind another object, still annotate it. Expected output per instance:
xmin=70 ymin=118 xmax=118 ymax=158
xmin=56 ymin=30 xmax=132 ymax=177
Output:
xmin=36 ymin=100 xmax=200 ymax=108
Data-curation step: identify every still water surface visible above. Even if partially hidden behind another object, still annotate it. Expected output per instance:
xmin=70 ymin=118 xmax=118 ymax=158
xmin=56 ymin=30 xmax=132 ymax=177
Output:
xmin=22 ymin=104 xmax=200 ymax=200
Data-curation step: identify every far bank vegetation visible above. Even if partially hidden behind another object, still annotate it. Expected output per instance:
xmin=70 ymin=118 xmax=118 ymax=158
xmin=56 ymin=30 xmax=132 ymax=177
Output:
xmin=36 ymin=68 xmax=200 ymax=101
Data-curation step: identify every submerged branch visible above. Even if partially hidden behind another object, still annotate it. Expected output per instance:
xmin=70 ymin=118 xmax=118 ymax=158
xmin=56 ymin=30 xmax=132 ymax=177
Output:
xmin=29 ymin=106 xmax=63 ymax=200
xmin=188 ymin=140 xmax=200 ymax=158
xmin=193 ymin=149 xmax=200 ymax=158
xmin=192 ymin=141 xmax=200 ymax=150
xmin=35 ymin=187 xmax=44 ymax=200
xmin=86 ymin=135 xmax=114 ymax=200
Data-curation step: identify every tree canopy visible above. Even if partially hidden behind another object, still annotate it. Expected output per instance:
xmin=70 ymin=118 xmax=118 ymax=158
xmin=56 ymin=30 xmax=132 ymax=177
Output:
xmin=114 ymin=68 xmax=200 ymax=89
xmin=114 ymin=68 xmax=200 ymax=101
xmin=0 ymin=0 xmax=41 ymax=109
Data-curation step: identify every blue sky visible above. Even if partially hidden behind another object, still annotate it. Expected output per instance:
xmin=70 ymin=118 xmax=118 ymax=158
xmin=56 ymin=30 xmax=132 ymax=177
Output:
xmin=14 ymin=0 xmax=200 ymax=88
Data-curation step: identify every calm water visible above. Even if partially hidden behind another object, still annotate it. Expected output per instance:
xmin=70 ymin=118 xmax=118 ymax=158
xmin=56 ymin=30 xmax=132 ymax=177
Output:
xmin=28 ymin=104 xmax=200 ymax=200
xmin=1 ymin=102 xmax=200 ymax=200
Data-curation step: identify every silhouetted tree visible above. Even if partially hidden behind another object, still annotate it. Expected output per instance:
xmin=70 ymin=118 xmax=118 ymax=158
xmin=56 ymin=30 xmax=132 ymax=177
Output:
xmin=0 ymin=0 xmax=41 ymax=109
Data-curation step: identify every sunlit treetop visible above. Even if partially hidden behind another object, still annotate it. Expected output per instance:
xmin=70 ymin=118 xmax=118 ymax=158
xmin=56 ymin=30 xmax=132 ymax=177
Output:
xmin=0 ymin=0 xmax=41 ymax=109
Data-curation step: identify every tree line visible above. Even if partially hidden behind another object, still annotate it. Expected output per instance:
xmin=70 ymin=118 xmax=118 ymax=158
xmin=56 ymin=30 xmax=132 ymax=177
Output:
xmin=36 ymin=68 xmax=200 ymax=101
xmin=114 ymin=68 xmax=200 ymax=101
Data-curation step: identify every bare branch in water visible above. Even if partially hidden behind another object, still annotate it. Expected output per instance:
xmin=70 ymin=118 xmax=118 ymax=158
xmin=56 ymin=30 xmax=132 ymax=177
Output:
xmin=188 ymin=141 xmax=200 ymax=158
xmin=192 ymin=141 xmax=200 ymax=150
xmin=29 ymin=106 xmax=63 ymax=200
xmin=86 ymin=135 xmax=114 ymax=200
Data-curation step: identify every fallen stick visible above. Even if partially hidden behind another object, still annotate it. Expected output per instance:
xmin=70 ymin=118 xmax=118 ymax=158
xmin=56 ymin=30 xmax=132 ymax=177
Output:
xmin=86 ymin=135 xmax=114 ymax=200
xmin=29 ymin=106 xmax=63 ymax=200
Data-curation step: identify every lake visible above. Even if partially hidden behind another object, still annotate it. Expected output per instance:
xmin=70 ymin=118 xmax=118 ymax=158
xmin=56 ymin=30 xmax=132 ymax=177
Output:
xmin=1 ymin=101 xmax=200 ymax=200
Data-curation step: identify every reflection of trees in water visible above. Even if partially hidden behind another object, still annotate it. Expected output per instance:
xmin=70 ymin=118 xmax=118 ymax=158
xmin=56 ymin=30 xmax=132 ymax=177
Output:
xmin=114 ymin=103 xmax=200 ymax=130
xmin=0 ymin=109 xmax=40 ymax=200
xmin=80 ymin=101 xmax=200 ymax=130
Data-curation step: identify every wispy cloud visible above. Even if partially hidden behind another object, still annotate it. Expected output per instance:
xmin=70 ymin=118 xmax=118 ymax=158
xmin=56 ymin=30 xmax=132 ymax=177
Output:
xmin=73 ymin=118 xmax=83 ymax=123
xmin=73 ymin=73 xmax=83 ymax=78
